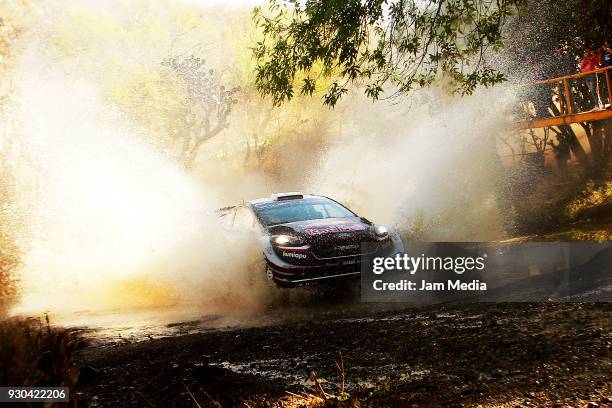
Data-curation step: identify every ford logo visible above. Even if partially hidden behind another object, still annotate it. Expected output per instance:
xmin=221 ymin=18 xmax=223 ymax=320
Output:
xmin=337 ymin=244 xmax=358 ymax=251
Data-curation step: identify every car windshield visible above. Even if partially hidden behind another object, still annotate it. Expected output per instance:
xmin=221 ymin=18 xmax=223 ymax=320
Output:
xmin=253 ymin=198 xmax=355 ymax=226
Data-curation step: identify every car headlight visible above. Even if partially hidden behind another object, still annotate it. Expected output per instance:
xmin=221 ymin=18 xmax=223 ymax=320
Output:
xmin=373 ymin=224 xmax=389 ymax=239
xmin=271 ymin=234 xmax=305 ymax=246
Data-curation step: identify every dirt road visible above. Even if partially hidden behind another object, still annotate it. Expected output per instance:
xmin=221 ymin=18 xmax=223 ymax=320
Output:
xmin=73 ymin=302 xmax=611 ymax=407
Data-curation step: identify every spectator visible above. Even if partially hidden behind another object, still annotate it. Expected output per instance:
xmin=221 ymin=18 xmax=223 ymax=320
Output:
xmin=601 ymin=41 xmax=612 ymax=108
xmin=602 ymin=40 xmax=612 ymax=68
xmin=580 ymin=48 xmax=601 ymax=110
xmin=580 ymin=48 xmax=600 ymax=72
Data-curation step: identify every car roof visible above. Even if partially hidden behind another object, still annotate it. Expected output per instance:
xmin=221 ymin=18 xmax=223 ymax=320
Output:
xmin=248 ymin=193 xmax=325 ymax=206
xmin=215 ymin=195 xmax=329 ymax=215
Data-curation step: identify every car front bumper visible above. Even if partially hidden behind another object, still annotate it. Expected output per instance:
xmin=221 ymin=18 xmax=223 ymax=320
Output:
xmin=267 ymin=262 xmax=362 ymax=287
xmin=266 ymin=237 xmax=405 ymax=287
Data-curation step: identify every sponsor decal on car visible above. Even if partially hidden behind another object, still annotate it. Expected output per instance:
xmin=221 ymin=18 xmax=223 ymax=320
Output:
xmin=282 ymin=251 xmax=308 ymax=259
xmin=303 ymin=223 xmax=367 ymax=236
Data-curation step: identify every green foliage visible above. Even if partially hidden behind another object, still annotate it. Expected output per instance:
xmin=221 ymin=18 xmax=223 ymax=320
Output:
xmin=506 ymin=0 xmax=612 ymax=77
xmin=565 ymin=180 xmax=612 ymax=221
xmin=252 ymin=0 xmax=526 ymax=107
xmin=367 ymin=382 xmax=391 ymax=398
xmin=563 ymin=0 xmax=612 ymax=49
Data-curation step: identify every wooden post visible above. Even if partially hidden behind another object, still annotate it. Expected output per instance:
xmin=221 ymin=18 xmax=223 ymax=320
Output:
xmin=606 ymin=69 xmax=612 ymax=107
xmin=558 ymin=81 xmax=564 ymax=114
xmin=563 ymin=78 xmax=572 ymax=114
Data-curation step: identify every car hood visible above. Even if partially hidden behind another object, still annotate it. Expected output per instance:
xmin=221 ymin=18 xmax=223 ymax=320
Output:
xmin=268 ymin=217 xmax=378 ymax=259
xmin=267 ymin=217 xmax=370 ymax=236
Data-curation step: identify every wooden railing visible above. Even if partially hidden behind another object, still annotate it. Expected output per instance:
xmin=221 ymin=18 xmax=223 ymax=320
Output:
xmin=517 ymin=65 xmax=612 ymax=129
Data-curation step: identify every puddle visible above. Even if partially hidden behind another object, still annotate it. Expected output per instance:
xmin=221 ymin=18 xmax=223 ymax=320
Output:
xmin=44 ymin=302 xmax=410 ymax=344
xmin=214 ymin=359 xmax=311 ymax=386
xmin=213 ymin=359 xmax=431 ymax=391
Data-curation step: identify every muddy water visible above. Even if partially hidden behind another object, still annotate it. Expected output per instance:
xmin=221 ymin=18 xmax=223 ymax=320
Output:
xmin=51 ymin=298 xmax=408 ymax=345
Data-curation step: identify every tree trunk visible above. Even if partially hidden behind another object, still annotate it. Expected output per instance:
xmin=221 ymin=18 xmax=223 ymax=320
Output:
xmin=599 ymin=119 xmax=612 ymax=178
xmin=182 ymin=121 xmax=228 ymax=170
xmin=587 ymin=122 xmax=605 ymax=176
xmin=560 ymin=125 xmax=589 ymax=166
xmin=549 ymin=104 xmax=589 ymax=166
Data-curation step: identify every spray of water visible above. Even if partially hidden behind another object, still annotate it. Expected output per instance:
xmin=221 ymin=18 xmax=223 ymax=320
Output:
xmin=2 ymin=1 xmax=518 ymax=320
xmin=10 ymin=47 xmax=265 ymax=315
xmin=308 ymin=87 xmax=516 ymax=241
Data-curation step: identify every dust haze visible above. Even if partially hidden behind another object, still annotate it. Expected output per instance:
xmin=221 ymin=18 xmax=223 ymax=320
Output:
xmin=1 ymin=0 xmax=518 ymax=318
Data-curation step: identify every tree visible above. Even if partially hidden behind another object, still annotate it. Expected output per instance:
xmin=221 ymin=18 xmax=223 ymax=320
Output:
xmin=506 ymin=1 xmax=612 ymax=174
xmin=507 ymin=0 xmax=611 ymax=76
xmin=162 ymin=55 xmax=239 ymax=169
xmin=252 ymin=0 xmax=526 ymax=107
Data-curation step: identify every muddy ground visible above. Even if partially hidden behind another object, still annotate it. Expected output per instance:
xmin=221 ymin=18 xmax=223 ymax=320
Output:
xmin=73 ymin=301 xmax=611 ymax=407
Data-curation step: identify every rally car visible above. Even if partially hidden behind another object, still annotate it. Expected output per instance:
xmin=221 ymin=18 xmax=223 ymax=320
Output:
xmin=218 ymin=192 xmax=404 ymax=287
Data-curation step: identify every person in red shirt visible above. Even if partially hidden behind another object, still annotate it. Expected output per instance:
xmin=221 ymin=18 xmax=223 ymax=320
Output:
xmin=580 ymin=48 xmax=600 ymax=72
xmin=580 ymin=48 xmax=602 ymax=109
